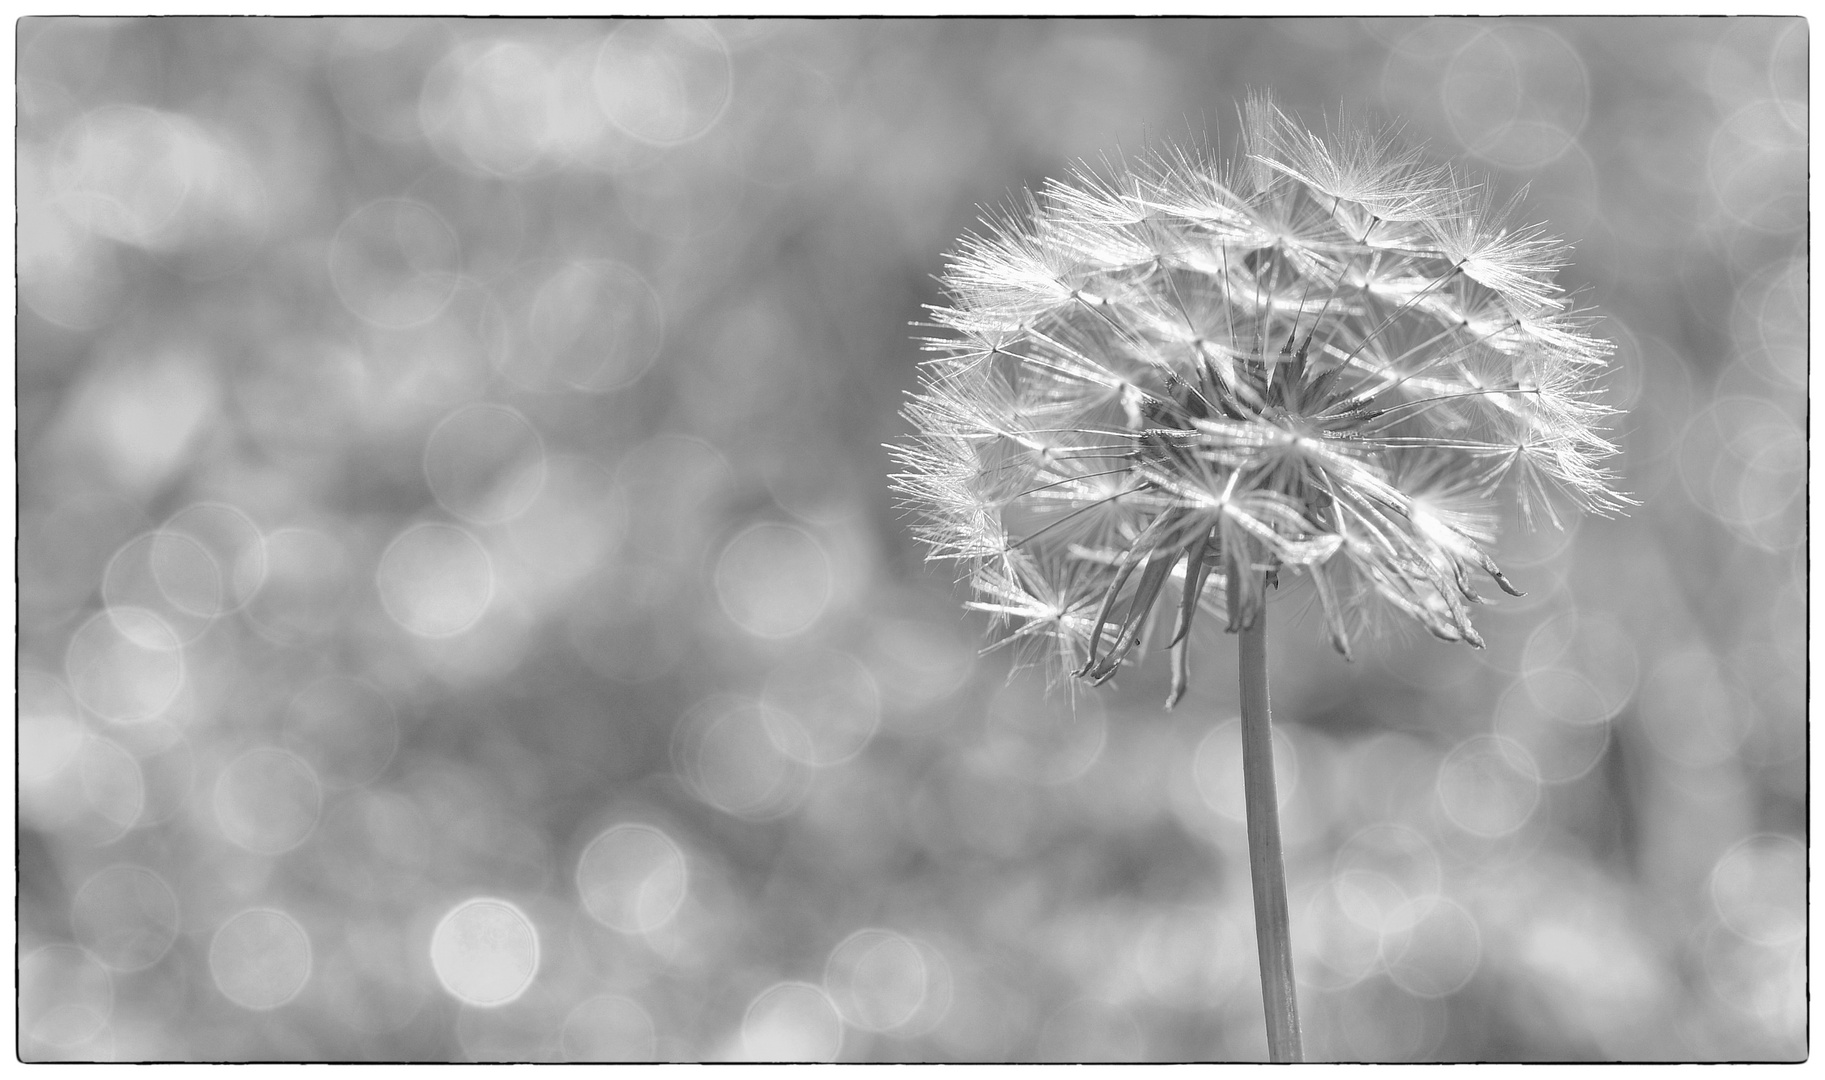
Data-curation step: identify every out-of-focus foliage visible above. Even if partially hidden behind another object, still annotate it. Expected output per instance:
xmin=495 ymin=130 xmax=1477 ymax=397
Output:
xmin=16 ymin=17 xmax=1805 ymax=1063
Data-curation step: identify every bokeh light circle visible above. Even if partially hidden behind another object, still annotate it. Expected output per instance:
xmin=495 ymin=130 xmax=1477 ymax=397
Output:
xmin=32 ymin=686 xmax=147 ymax=839
xmin=673 ymin=698 xmax=814 ymax=820
xmin=1678 ymin=396 xmax=1804 ymax=550
xmin=714 ymin=523 xmax=833 ymax=639
xmin=593 ymin=20 xmax=732 ymax=147
xmin=1710 ymin=834 xmax=1805 ymax=945
xmin=1300 ymin=871 xmax=1411 ymax=991
xmin=1517 ymin=666 xmax=1612 ymax=727
xmin=741 ymin=981 xmax=843 ymax=1063
xmin=420 ymin=39 xmax=562 ymax=178
xmin=101 ymin=530 xmax=222 ymax=642
xmin=1768 ymin=19 xmax=1807 ymax=112
xmin=526 ymin=259 xmax=664 ymax=393
xmin=1735 ymin=256 xmax=1806 ymax=392
xmin=1520 ymin=608 xmax=1639 ymax=723
xmin=210 ymin=909 xmax=313 ymax=1011
xmin=1442 ymin=26 xmax=1589 ymax=169
xmin=71 ymin=865 xmax=181 ymax=972
xmin=64 ymin=606 xmax=185 ymax=724
xmin=151 ymin=528 xmax=226 ymax=614
xmin=1336 ymin=822 xmax=1440 ymax=891
xmin=328 ymin=198 xmax=462 ymax=328
xmin=1730 ymin=439 xmax=1806 ymax=552
xmin=429 ymin=897 xmax=540 ymax=1008
xmin=560 ymin=994 xmax=658 ymax=1062
xmin=1385 ymin=896 xmax=1482 ymax=998
xmin=74 ymin=735 xmax=146 ymax=844
xmin=423 ymin=402 xmax=547 ymax=525
xmin=1494 ymin=676 xmax=1612 ymax=785
xmin=540 ymin=40 xmax=628 ymax=169
xmin=376 ymin=521 xmax=494 ymax=638
xmin=1707 ymin=99 xmax=1807 ymax=234
xmin=20 ymin=944 xmax=113 ymax=1047
xmin=895 ymin=938 xmax=956 ymax=1037
xmin=129 ymin=727 xmax=198 ymax=829
xmin=760 ymin=647 xmax=882 ymax=767
xmin=1436 ymin=736 xmax=1540 ymax=839
xmin=213 ymin=747 xmax=323 ymax=855
xmin=1701 ymin=924 xmax=1805 ymax=1041
xmin=823 ymin=928 xmax=928 ymax=1033
xmin=54 ymin=105 xmax=195 ymax=246
xmin=19 ymin=183 xmax=128 ymax=331
xmin=576 ymin=823 xmax=689 ymax=935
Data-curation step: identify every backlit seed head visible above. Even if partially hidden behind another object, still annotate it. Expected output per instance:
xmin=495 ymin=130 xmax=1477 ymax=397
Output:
xmin=891 ymin=94 xmax=1630 ymax=705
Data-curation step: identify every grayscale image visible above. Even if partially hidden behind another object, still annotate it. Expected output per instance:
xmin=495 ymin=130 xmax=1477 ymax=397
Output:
xmin=16 ymin=16 xmax=1806 ymax=1063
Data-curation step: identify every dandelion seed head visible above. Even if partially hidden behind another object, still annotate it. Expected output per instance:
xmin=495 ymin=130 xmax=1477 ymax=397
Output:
xmin=891 ymin=94 xmax=1628 ymax=701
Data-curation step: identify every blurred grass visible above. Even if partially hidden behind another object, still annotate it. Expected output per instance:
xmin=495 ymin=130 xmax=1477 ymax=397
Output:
xmin=15 ymin=16 xmax=1806 ymax=1062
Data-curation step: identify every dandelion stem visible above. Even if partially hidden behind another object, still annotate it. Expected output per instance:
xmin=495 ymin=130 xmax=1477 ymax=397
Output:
xmin=1234 ymin=571 xmax=1303 ymax=1063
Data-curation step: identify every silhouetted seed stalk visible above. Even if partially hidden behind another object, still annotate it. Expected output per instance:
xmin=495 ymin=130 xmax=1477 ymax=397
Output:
xmin=892 ymin=93 xmax=1628 ymax=1062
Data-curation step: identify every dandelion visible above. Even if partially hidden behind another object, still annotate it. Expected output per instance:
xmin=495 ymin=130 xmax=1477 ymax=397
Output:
xmin=891 ymin=94 xmax=1627 ymax=1062
xmin=894 ymin=94 xmax=1626 ymax=693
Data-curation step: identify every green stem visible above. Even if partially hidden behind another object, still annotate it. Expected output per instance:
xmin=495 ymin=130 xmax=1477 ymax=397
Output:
xmin=1234 ymin=571 xmax=1303 ymax=1063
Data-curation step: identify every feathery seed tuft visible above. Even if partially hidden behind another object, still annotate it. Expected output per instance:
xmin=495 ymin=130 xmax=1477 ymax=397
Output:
xmin=892 ymin=95 xmax=1629 ymax=705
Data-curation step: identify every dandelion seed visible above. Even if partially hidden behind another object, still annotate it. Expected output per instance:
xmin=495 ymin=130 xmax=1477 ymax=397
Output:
xmin=891 ymin=95 xmax=1628 ymax=701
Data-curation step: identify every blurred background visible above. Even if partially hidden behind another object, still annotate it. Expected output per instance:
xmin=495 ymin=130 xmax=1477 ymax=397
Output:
xmin=15 ymin=16 xmax=1806 ymax=1062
